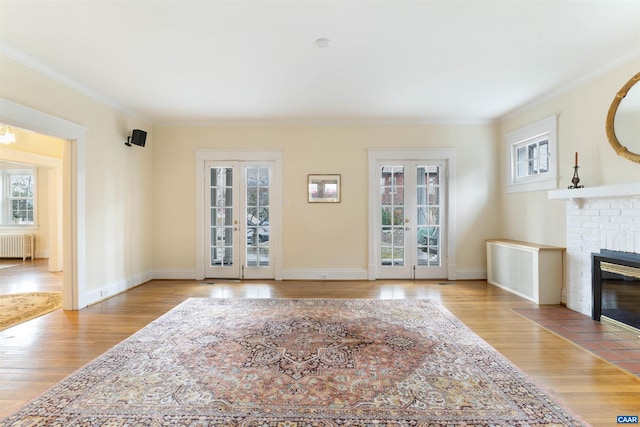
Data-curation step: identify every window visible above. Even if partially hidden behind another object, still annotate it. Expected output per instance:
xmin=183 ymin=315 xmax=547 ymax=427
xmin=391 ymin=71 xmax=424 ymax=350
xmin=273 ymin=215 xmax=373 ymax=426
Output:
xmin=505 ymin=115 xmax=557 ymax=193
xmin=1 ymin=165 xmax=36 ymax=225
xmin=515 ymin=136 xmax=549 ymax=180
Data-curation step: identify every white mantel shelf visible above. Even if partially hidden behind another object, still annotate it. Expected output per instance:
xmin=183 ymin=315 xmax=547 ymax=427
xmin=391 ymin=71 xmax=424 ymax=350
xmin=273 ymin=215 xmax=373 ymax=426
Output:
xmin=548 ymin=182 xmax=640 ymax=200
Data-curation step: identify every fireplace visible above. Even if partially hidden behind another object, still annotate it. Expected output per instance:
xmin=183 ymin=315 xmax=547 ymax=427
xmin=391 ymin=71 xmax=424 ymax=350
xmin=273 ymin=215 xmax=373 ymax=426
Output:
xmin=592 ymin=249 xmax=640 ymax=333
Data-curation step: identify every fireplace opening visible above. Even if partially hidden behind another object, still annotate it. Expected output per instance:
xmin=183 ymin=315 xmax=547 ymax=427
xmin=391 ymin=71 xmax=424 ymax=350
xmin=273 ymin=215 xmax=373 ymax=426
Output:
xmin=592 ymin=250 xmax=640 ymax=333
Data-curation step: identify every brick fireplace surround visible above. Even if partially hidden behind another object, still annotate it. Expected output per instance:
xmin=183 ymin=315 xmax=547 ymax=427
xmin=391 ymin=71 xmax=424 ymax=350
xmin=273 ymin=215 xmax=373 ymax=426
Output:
xmin=549 ymin=183 xmax=640 ymax=316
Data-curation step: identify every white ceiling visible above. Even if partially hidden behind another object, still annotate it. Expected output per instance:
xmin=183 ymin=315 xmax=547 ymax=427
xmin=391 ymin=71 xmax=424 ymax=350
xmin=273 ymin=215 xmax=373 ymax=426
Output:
xmin=1 ymin=0 xmax=639 ymax=125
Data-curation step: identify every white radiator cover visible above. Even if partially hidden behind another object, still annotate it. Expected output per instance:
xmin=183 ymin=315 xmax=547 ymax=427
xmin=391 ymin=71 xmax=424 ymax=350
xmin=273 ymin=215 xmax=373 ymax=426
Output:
xmin=486 ymin=239 xmax=564 ymax=304
xmin=0 ymin=234 xmax=34 ymax=261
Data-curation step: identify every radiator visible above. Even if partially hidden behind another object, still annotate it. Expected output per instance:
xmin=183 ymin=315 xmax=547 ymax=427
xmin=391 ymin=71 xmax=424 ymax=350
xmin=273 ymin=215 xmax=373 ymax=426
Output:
xmin=0 ymin=234 xmax=34 ymax=261
xmin=486 ymin=239 xmax=563 ymax=304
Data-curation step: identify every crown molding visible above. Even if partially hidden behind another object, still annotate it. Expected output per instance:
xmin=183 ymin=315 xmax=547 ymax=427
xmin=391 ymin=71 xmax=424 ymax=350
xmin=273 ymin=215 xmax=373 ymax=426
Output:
xmin=499 ymin=49 xmax=640 ymax=122
xmin=0 ymin=42 xmax=146 ymax=122
xmin=0 ymin=43 xmax=496 ymax=127
xmin=157 ymin=117 xmax=496 ymax=128
xmin=4 ymin=40 xmax=637 ymax=128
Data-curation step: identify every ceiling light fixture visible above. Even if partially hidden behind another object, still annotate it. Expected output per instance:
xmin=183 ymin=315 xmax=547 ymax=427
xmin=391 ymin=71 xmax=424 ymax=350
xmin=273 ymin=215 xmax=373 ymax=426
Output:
xmin=314 ymin=37 xmax=330 ymax=48
xmin=0 ymin=126 xmax=16 ymax=144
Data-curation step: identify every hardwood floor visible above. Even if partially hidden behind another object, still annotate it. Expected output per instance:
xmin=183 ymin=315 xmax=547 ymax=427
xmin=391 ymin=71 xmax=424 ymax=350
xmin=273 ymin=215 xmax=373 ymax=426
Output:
xmin=1 ymin=260 xmax=639 ymax=425
xmin=0 ymin=259 xmax=62 ymax=294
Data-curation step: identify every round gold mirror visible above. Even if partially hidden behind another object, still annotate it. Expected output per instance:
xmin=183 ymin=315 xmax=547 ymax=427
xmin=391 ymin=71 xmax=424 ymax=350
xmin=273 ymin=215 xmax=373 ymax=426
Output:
xmin=606 ymin=71 xmax=640 ymax=163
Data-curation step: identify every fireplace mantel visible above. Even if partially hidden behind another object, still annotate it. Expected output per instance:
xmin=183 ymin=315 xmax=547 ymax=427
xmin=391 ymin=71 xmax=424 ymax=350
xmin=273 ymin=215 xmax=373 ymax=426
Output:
xmin=548 ymin=182 xmax=640 ymax=200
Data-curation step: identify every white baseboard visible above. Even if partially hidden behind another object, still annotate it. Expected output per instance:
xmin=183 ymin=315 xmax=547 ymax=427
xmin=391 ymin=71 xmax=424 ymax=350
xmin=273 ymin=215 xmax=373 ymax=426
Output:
xmin=455 ymin=268 xmax=487 ymax=280
xmin=85 ymin=271 xmax=154 ymax=306
xmin=282 ymin=269 xmax=368 ymax=281
xmin=281 ymin=268 xmax=485 ymax=281
xmin=81 ymin=266 xmax=488 ymax=308
xmin=118 ymin=268 xmax=485 ymax=288
xmin=152 ymin=269 xmax=197 ymax=280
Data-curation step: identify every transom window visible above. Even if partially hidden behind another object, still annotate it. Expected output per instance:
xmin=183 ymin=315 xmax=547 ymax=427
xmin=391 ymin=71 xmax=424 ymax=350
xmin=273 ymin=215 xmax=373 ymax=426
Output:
xmin=505 ymin=115 xmax=557 ymax=193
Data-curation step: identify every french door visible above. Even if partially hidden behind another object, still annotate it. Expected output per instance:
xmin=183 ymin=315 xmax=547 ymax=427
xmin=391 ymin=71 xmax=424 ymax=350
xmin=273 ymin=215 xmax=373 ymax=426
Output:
xmin=204 ymin=161 xmax=274 ymax=279
xmin=376 ymin=160 xmax=447 ymax=279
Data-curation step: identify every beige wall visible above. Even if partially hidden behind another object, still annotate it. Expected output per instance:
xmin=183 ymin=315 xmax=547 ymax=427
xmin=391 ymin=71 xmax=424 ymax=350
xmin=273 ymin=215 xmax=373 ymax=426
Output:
xmin=0 ymin=54 xmax=153 ymax=300
xmin=4 ymin=44 xmax=635 ymax=298
xmin=498 ymin=58 xmax=640 ymax=247
xmin=152 ymin=124 xmax=501 ymax=277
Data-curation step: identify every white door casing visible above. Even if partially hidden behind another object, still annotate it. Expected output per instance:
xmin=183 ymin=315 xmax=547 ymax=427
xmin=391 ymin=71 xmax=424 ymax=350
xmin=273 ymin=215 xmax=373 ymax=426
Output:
xmin=368 ymin=148 xmax=456 ymax=281
xmin=204 ymin=161 xmax=275 ymax=279
xmin=376 ymin=160 xmax=447 ymax=279
xmin=0 ymin=98 xmax=86 ymax=310
xmin=195 ymin=149 xmax=283 ymax=280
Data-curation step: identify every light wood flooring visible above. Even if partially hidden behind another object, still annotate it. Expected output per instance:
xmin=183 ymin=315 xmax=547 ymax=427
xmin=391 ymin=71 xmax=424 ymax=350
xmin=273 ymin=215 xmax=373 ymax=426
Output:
xmin=1 ymin=259 xmax=639 ymax=425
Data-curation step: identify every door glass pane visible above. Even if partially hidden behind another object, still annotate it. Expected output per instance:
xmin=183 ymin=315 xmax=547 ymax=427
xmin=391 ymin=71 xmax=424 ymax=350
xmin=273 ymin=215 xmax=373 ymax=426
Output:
xmin=416 ymin=165 xmax=440 ymax=267
xmin=392 ymin=228 xmax=404 ymax=246
xmin=246 ymin=166 xmax=270 ymax=267
xmin=380 ymin=166 xmax=405 ymax=266
xmin=210 ymin=167 xmax=234 ymax=267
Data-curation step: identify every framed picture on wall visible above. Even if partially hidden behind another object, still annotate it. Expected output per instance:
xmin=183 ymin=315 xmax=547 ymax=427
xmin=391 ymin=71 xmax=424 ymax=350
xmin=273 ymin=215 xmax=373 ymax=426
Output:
xmin=308 ymin=174 xmax=341 ymax=203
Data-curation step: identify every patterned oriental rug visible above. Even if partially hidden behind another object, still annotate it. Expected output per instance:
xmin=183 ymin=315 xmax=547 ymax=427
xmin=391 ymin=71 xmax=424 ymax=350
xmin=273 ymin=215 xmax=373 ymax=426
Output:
xmin=0 ymin=292 xmax=62 ymax=331
xmin=1 ymin=298 xmax=589 ymax=426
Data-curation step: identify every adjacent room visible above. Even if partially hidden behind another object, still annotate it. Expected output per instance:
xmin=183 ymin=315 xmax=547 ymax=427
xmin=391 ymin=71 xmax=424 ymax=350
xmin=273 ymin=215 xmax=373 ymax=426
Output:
xmin=0 ymin=1 xmax=639 ymax=425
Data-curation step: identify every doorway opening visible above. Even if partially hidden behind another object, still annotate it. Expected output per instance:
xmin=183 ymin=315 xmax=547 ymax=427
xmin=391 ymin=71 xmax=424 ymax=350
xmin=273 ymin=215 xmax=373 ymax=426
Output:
xmin=1 ymin=98 xmax=86 ymax=310
xmin=368 ymin=148 xmax=456 ymax=281
xmin=205 ymin=161 xmax=275 ymax=279
xmin=195 ymin=149 xmax=283 ymax=280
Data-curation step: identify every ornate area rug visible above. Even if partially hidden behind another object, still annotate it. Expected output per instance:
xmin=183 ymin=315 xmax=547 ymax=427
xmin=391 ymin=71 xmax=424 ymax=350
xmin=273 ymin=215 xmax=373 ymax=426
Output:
xmin=0 ymin=292 xmax=62 ymax=331
xmin=1 ymin=298 xmax=589 ymax=426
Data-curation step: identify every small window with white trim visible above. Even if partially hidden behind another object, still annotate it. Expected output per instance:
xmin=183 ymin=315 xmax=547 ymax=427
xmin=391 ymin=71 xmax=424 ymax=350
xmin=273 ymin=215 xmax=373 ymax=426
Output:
xmin=505 ymin=115 xmax=557 ymax=193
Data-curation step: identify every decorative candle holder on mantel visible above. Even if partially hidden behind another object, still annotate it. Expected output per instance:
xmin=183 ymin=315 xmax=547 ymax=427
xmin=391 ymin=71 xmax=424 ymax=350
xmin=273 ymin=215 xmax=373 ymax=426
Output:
xmin=568 ymin=166 xmax=584 ymax=189
xmin=568 ymin=152 xmax=584 ymax=189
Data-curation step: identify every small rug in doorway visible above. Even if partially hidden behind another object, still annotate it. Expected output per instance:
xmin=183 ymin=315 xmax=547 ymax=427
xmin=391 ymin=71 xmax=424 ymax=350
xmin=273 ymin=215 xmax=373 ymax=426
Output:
xmin=1 ymin=298 xmax=589 ymax=426
xmin=0 ymin=292 xmax=62 ymax=331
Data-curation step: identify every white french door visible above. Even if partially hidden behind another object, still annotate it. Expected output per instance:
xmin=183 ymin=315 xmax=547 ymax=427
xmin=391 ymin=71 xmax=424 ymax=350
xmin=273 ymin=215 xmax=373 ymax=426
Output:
xmin=204 ymin=161 xmax=275 ymax=279
xmin=376 ymin=160 xmax=447 ymax=279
